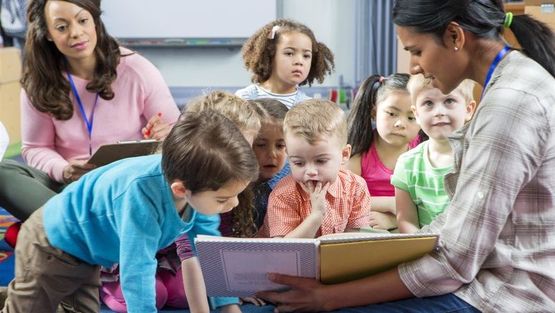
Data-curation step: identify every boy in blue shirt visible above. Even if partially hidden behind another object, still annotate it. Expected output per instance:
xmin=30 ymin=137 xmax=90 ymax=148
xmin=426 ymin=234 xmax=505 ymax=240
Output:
xmin=2 ymin=111 xmax=259 ymax=313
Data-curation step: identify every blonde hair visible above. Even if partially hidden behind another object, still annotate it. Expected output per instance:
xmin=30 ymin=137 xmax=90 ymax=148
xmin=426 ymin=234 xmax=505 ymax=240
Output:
xmin=408 ymin=74 xmax=475 ymax=105
xmin=284 ymin=99 xmax=347 ymax=146
xmin=184 ymin=91 xmax=261 ymax=134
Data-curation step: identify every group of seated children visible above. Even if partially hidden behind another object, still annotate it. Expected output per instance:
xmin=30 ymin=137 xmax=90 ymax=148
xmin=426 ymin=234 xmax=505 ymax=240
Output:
xmin=0 ymin=14 xmax=476 ymax=313
xmin=347 ymin=73 xmax=475 ymax=233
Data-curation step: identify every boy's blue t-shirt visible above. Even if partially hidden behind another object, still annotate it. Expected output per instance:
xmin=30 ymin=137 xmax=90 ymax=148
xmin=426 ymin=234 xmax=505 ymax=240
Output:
xmin=43 ymin=154 xmax=192 ymax=312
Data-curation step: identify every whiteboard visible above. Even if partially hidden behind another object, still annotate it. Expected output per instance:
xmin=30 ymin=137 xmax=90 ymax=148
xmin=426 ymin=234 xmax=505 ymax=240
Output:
xmin=101 ymin=0 xmax=277 ymax=46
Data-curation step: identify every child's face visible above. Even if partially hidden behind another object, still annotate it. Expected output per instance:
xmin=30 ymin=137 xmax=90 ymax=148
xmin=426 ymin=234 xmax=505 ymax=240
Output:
xmin=253 ymin=121 xmax=287 ymax=181
xmin=285 ymin=133 xmax=350 ymax=187
xmin=270 ymin=31 xmax=313 ymax=88
xmin=374 ymin=91 xmax=420 ymax=147
xmin=186 ymin=180 xmax=250 ymax=215
xmin=412 ymin=88 xmax=474 ymax=140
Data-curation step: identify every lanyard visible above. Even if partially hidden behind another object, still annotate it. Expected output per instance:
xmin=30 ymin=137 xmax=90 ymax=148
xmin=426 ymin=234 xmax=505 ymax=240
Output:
xmin=482 ymin=45 xmax=510 ymax=98
xmin=66 ymin=72 xmax=99 ymax=156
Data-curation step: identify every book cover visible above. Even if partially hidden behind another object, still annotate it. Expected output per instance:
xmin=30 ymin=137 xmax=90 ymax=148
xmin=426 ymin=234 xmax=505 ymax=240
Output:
xmin=318 ymin=233 xmax=438 ymax=284
xmin=195 ymin=235 xmax=319 ymax=297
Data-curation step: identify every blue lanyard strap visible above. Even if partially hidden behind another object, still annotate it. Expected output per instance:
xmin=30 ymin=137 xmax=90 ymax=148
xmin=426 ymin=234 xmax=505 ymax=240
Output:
xmin=66 ymin=72 xmax=99 ymax=155
xmin=482 ymin=45 xmax=510 ymax=97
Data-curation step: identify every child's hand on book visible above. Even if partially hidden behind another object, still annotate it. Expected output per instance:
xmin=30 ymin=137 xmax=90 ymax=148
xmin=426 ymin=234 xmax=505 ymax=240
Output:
xmin=369 ymin=211 xmax=397 ymax=230
xmin=240 ymin=296 xmax=266 ymax=306
xmin=300 ymin=181 xmax=330 ymax=217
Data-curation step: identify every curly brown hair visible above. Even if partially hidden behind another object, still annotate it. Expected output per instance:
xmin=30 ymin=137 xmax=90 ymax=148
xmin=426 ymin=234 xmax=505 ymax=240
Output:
xmin=241 ymin=18 xmax=335 ymax=87
xmin=22 ymin=0 xmax=122 ymax=120
xmin=230 ymin=186 xmax=258 ymax=238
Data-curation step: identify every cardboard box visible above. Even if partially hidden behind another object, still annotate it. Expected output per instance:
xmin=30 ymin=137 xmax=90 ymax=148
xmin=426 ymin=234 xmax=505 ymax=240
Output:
xmin=0 ymin=47 xmax=22 ymax=145
xmin=524 ymin=1 xmax=555 ymax=31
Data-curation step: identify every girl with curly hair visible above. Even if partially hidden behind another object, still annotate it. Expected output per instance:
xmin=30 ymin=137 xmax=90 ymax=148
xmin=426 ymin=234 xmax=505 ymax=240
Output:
xmin=236 ymin=19 xmax=335 ymax=108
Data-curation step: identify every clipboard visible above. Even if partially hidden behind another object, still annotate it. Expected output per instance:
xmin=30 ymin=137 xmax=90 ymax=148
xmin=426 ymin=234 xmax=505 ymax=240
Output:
xmin=87 ymin=140 xmax=161 ymax=166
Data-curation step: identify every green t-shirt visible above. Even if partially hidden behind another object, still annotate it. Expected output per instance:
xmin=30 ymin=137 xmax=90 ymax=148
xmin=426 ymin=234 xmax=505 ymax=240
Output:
xmin=391 ymin=141 xmax=452 ymax=227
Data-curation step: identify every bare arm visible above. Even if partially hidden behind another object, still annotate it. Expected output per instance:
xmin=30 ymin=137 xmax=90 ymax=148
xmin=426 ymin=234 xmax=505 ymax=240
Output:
xmin=257 ymin=267 xmax=413 ymax=312
xmin=284 ymin=212 xmax=324 ymax=238
xmin=220 ymin=304 xmax=242 ymax=313
xmin=181 ymin=257 xmax=210 ymax=313
xmin=370 ymin=196 xmax=396 ymax=214
xmin=395 ymin=187 xmax=420 ymax=234
xmin=368 ymin=211 xmax=398 ymax=230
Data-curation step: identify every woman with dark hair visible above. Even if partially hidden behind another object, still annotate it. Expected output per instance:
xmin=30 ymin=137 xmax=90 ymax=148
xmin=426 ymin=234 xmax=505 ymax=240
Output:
xmin=0 ymin=0 xmax=179 ymax=222
xmin=256 ymin=1 xmax=555 ymax=312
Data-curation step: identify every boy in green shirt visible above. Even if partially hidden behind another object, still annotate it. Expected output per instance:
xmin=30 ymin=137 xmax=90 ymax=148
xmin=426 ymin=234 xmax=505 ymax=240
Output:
xmin=392 ymin=75 xmax=475 ymax=233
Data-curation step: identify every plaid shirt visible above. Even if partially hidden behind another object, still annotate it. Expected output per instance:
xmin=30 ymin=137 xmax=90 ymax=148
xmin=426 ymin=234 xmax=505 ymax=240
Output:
xmin=399 ymin=51 xmax=555 ymax=311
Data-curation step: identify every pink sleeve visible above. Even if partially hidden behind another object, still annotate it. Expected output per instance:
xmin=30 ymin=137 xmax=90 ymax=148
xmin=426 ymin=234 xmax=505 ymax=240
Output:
xmin=174 ymin=233 xmax=195 ymax=261
xmin=21 ymin=52 xmax=180 ymax=183
xmin=131 ymin=54 xmax=180 ymax=125
xmin=20 ymin=90 xmax=69 ymax=182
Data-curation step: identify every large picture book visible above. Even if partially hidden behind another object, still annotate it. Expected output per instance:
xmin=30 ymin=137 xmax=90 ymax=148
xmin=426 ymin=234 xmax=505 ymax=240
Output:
xmin=195 ymin=232 xmax=439 ymax=297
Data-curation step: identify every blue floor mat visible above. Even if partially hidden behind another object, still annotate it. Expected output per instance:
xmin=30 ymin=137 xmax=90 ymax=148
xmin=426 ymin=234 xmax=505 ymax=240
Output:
xmin=0 ymin=251 xmax=14 ymax=286
xmin=0 ymin=207 xmax=16 ymax=286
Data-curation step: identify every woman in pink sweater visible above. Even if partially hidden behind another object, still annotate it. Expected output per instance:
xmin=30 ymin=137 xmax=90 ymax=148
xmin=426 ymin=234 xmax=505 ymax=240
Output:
xmin=0 ymin=0 xmax=180 ymax=223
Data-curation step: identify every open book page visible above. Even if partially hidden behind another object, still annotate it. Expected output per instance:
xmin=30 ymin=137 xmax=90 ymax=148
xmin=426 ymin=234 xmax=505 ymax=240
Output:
xmin=195 ymin=235 xmax=319 ymax=297
xmin=317 ymin=231 xmax=439 ymax=244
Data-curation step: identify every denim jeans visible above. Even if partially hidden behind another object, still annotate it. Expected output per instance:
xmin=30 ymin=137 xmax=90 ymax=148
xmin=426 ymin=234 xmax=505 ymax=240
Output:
xmin=176 ymin=294 xmax=479 ymax=313
xmin=330 ymin=294 xmax=480 ymax=313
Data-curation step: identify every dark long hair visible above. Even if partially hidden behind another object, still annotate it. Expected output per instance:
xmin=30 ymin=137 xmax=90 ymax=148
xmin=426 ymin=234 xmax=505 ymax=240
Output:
xmin=22 ymin=0 xmax=121 ymax=120
xmin=392 ymin=0 xmax=555 ymax=77
xmin=347 ymin=74 xmax=411 ymax=157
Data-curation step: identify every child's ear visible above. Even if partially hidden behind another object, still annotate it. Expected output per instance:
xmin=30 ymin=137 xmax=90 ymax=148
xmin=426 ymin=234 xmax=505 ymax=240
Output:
xmin=170 ymin=180 xmax=188 ymax=199
xmin=341 ymin=144 xmax=352 ymax=164
xmin=465 ymin=100 xmax=477 ymax=122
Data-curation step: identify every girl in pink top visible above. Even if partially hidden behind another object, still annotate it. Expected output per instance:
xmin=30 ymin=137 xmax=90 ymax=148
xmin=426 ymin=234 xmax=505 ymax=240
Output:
xmin=347 ymin=74 xmax=423 ymax=230
xmin=0 ymin=0 xmax=180 ymax=223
